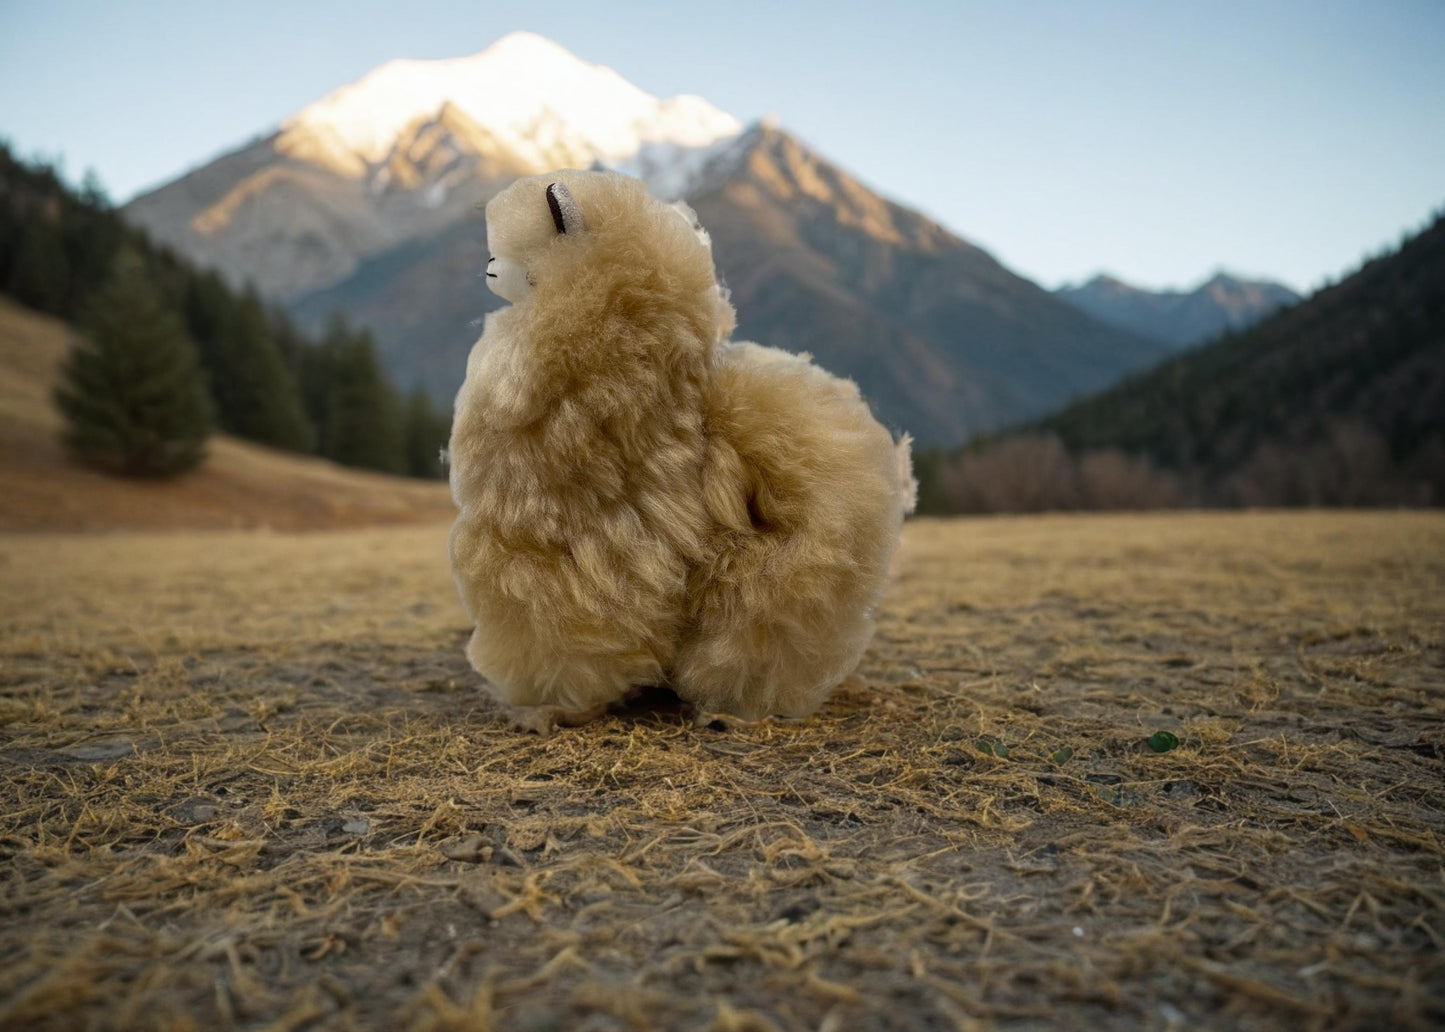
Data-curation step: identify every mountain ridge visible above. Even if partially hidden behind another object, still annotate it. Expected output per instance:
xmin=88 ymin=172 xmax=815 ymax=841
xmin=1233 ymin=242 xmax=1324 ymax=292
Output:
xmin=1056 ymin=270 xmax=1300 ymax=349
xmin=283 ymin=32 xmax=739 ymax=174
xmin=124 ymin=34 xmax=1174 ymax=445
xmin=686 ymin=125 xmax=1170 ymax=438
xmin=286 ymin=121 xmax=1170 ymax=443
xmin=124 ymin=32 xmax=740 ymax=301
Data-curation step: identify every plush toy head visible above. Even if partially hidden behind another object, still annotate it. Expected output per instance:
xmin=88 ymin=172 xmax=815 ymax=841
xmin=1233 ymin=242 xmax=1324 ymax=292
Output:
xmin=481 ymin=170 xmax=728 ymax=344
xmin=485 ymin=180 xmax=584 ymax=303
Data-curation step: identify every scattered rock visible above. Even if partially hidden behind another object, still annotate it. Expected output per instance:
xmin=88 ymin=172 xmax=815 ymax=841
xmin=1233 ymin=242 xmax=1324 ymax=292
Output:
xmin=441 ymin=833 xmax=493 ymax=863
xmin=217 ymin=709 xmax=259 ymax=733
xmin=505 ymin=820 xmax=548 ymax=853
xmin=1161 ymin=780 xmax=1202 ymax=802
xmin=169 ymin=797 xmax=221 ymax=825
xmin=59 ymin=737 xmax=135 ymax=762
xmin=773 ymin=895 xmax=821 ymax=923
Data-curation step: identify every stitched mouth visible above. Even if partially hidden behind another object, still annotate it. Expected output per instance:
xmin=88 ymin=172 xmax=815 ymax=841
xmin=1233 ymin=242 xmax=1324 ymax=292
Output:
xmin=485 ymin=273 xmax=498 ymax=278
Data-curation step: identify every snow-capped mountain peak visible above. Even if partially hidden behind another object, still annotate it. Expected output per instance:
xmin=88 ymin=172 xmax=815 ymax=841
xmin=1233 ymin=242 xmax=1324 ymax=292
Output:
xmin=282 ymin=31 xmax=741 ymax=190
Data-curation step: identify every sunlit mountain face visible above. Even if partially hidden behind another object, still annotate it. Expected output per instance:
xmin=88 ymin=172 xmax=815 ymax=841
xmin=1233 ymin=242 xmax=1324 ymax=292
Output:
xmin=124 ymin=33 xmax=1168 ymax=445
xmin=125 ymin=33 xmax=740 ymax=300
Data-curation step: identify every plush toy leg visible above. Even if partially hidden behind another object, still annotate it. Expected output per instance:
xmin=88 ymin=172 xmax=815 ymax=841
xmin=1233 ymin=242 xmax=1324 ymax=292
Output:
xmin=503 ymin=702 xmax=609 ymax=737
xmin=672 ymin=600 xmax=873 ymax=721
xmin=466 ymin=624 xmax=659 ymax=725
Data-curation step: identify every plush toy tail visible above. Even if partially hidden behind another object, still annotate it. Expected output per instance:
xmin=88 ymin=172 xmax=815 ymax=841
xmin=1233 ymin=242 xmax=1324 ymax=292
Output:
xmin=895 ymin=433 xmax=919 ymax=517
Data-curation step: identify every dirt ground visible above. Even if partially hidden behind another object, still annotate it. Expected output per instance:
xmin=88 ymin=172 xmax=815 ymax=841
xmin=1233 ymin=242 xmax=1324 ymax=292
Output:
xmin=1 ymin=511 xmax=1442 ymax=1031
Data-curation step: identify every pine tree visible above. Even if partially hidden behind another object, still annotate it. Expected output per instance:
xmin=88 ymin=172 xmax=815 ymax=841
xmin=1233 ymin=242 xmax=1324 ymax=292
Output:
xmin=58 ymin=170 xmax=124 ymax=317
xmin=183 ymin=270 xmax=230 ymax=353
xmin=404 ymin=386 xmax=451 ymax=479
xmin=54 ymin=251 xmax=212 ymax=476
xmin=268 ymin=306 xmax=308 ymax=372
xmin=208 ymin=290 xmax=314 ymax=451
xmin=10 ymin=222 xmax=70 ymax=315
xmin=324 ymin=324 xmax=406 ymax=474
xmin=282 ymin=310 xmax=337 ymax=456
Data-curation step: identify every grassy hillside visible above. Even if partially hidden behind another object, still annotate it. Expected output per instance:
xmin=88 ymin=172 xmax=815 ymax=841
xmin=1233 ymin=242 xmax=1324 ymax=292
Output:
xmin=1 ymin=512 xmax=1441 ymax=1028
xmin=0 ymin=298 xmax=453 ymax=531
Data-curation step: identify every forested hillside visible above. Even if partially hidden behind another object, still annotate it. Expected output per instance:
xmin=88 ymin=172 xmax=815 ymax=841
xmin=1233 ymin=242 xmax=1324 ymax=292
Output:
xmin=922 ymin=213 xmax=1445 ymax=512
xmin=0 ymin=145 xmax=449 ymax=478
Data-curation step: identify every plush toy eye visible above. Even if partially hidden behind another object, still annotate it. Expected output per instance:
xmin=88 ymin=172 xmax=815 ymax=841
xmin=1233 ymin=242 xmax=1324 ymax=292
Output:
xmin=546 ymin=183 xmax=585 ymax=236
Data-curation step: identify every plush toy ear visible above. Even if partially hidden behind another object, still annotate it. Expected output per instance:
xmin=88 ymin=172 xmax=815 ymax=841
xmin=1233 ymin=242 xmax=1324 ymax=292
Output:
xmin=546 ymin=182 xmax=585 ymax=236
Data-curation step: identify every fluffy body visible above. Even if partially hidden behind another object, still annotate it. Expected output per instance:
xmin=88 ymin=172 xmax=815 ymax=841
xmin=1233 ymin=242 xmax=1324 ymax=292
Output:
xmin=448 ymin=170 xmax=907 ymax=720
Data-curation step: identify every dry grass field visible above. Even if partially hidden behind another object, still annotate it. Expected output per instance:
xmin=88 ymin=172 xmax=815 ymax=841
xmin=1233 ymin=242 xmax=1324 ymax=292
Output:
xmin=1 ymin=511 xmax=1442 ymax=1031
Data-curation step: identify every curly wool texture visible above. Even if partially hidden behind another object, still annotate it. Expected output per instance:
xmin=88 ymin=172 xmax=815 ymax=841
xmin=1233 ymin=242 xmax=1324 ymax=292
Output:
xmin=449 ymin=170 xmax=906 ymax=719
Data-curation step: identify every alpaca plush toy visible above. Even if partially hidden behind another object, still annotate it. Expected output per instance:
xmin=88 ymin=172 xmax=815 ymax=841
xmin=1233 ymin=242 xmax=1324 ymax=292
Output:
xmin=448 ymin=169 xmax=911 ymax=731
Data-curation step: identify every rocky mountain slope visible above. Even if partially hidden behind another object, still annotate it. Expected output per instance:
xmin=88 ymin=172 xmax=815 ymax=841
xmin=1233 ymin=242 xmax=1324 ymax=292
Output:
xmin=123 ymin=33 xmax=737 ymax=301
xmin=687 ymin=126 xmax=1172 ymax=440
xmin=1056 ymin=272 xmax=1299 ymax=349
xmin=125 ymin=33 xmax=1169 ymax=445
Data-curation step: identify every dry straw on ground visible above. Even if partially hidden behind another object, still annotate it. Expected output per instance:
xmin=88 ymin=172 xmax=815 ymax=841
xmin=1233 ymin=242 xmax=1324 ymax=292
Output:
xmin=1 ymin=511 xmax=1442 ymax=1030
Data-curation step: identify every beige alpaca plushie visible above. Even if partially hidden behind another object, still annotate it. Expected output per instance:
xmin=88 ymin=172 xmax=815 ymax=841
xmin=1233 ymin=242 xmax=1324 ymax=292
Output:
xmin=448 ymin=169 xmax=910 ymax=730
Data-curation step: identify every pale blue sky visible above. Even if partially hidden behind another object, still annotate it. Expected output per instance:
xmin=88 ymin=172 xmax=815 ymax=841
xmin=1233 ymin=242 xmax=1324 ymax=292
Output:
xmin=2 ymin=0 xmax=1442 ymax=292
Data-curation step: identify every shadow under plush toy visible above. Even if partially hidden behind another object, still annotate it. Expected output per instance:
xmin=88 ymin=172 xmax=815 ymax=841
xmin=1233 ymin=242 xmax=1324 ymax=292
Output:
xmin=448 ymin=169 xmax=914 ymax=732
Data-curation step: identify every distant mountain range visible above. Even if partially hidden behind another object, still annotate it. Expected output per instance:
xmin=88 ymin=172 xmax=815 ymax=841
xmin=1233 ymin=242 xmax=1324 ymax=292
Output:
xmin=1039 ymin=214 xmax=1445 ymax=505
xmin=124 ymin=32 xmax=1183 ymax=445
xmin=1056 ymin=272 xmax=1300 ymax=349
